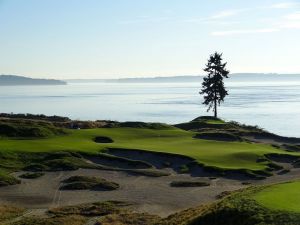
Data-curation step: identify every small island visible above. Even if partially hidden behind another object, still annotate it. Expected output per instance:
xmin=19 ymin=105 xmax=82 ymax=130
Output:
xmin=0 ymin=75 xmax=66 ymax=86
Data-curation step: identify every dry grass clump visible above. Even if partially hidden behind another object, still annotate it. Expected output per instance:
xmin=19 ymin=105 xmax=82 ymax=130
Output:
xmin=48 ymin=201 xmax=130 ymax=217
xmin=0 ymin=205 xmax=24 ymax=222
xmin=96 ymin=212 xmax=161 ymax=225
xmin=10 ymin=215 xmax=86 ymax=225
xmin=60 ymin=176 xmax=119 ymax=191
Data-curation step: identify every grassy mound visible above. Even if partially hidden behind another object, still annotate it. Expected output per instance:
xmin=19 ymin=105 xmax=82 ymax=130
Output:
xmin=48 ymin=201 xmax=130 ymax=216
xmin=0 ymin=151 xmax=98 ymax=186
xmin=0 ymin=171 xmax=20 ymax=186
xmin=194 ymin=131 xmax=242 ymax=142
xmin=19 ymin=172 xmax=44 ymax=179
xmin=0 ymin=118 xmax=67 ymax=138
xmin=170 ymin=181 xmax=210 ymax=187
xmin=24 ymin=152 xmax=96 ymax=172
xmin=61 ymin=176 xmax=119 ymax=191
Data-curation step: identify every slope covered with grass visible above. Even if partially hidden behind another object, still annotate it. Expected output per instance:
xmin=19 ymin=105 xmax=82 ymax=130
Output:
xmin=0 ymin=118 xmax=67 ymax=138
xmin=0 ymin=127 xmax=294 ymax=171
xmin=253 ymin=181 xmax=300 ymax=213
xmin=0 ymin=118 xmax=299 ymax=173
xmin=179 ymin=181 xmax=300 ymax=225
xmin=0 ymin=116 xmax=299 ymax=186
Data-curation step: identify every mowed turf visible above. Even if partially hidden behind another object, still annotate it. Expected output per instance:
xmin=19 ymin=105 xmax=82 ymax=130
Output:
xmin=0 ymin=127 xmax=298 ymax=171
xmin=253 ymin=181 xmax=300 ymax=213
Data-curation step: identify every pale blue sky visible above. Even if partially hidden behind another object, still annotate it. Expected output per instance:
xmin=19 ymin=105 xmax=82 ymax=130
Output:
xmin=0 ymin=0 xmax=300 ymax=78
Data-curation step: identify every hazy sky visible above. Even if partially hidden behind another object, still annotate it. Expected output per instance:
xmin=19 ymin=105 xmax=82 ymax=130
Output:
xmin=1 ymin=0 xmax=300 ymax=79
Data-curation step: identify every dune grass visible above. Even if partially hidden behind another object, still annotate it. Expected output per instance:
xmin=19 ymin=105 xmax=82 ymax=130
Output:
xmin=0 ymin=127 xmax=298 ymax=173
xmin=252 ymin=181 xmax=300 ymax=213
xmin=0 ymin=205 xmax=24 ymax=222
xmin=61 ymin=175 xmax=119 ymax=190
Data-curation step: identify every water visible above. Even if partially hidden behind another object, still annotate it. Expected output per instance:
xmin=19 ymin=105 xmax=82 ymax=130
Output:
xmin=1 ymin=75 xmax=300 ymax=137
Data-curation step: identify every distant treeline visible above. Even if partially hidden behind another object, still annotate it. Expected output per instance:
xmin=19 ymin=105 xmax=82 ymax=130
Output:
xmin=0 ymin=113 xmax=71 ymax=122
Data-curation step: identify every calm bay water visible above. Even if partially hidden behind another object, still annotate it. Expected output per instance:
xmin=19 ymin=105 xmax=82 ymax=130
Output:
xmin=1 ymin=75 xmax=300 ymax=137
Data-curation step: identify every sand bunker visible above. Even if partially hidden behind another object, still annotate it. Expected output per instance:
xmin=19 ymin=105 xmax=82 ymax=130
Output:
xmin=94 ymin=136 xmax=114 ymax=143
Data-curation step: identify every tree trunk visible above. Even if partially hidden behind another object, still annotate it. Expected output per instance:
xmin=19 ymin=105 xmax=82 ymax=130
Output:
xmin=214 ymin=99 xmax=217 ymax=118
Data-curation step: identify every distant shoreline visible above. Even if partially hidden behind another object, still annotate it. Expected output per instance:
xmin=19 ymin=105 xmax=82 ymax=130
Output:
xmin=0 ymin=75 xmax=66 ymax=86
xmin=66 ymin=73 xmax=300 ymax=83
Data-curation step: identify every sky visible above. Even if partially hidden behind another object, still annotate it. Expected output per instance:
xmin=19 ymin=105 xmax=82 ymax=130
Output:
xmin=0 ymin=0 xmax=300 ymax=79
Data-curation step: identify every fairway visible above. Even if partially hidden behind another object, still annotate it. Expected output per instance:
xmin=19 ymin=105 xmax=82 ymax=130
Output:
xmin=0 ymin=127 xmax=297 ymax=172
xmin=253 ymin=181 xmax=300 ymax=213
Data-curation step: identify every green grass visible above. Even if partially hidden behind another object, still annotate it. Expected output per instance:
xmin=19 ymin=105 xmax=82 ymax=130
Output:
xmin=186 ymin=183 xmax=300 ymax=225
xmin=0 ymin=127 xmax=298 ymax=173
xmin=253 ymin=181 xmax=300 ymax=213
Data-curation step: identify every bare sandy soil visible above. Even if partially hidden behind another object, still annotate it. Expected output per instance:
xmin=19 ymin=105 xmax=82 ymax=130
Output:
xmin=0 ymin=168 xmax=242 ymax=217
xmin=1 ymin=164 xmax=300 ymax=217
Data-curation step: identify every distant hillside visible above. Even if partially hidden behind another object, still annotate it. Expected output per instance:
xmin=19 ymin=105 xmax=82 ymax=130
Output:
xmin=67 ymin=73 xmax=300 ymax=83
xmin=0 ymin=75 xmax=66 ymax=86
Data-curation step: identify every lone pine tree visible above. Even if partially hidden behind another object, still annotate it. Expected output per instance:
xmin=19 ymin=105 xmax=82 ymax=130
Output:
xmin=200 ymin=52 xmax=229 ymax=118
